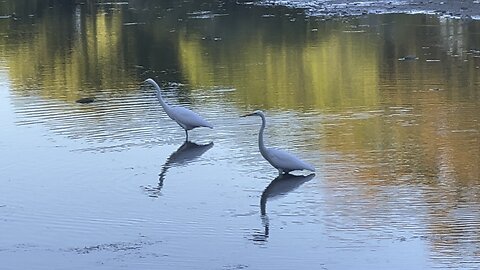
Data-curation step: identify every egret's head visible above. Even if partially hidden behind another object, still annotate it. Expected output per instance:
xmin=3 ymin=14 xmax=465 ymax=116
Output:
xmin=241 ymin=110 xmax=264 ymax=118
xmin=144 ymin=78 xmax=156 ymax=85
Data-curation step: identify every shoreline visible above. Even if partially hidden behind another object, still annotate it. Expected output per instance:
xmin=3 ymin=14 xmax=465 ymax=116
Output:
xmin=258 ymin=0 xmax=480 ymax=19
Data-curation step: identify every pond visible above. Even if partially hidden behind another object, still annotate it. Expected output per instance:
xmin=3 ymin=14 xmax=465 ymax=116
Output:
xmin=1 ymin=1 xmax=479 ymax=269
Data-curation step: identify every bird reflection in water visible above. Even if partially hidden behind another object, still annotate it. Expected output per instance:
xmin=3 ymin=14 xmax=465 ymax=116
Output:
xmin=251 ymin=173 xmax=315 ymax=244
xmin=143 ymin=141 xmax=214 ymax=197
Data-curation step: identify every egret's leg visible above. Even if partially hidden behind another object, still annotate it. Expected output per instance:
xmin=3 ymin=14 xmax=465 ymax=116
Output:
xmin=185 ymin=129 xmax=189 ymax=141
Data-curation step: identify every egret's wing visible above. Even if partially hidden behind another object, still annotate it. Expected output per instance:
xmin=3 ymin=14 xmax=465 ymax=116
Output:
xmin=170 ymin=106 xmax=213 ymax=129
xmin=267 ymin=148 xmax=315 ymax=172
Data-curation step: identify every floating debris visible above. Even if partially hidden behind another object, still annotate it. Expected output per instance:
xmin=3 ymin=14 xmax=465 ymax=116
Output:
xmin=187 ymin=11 xmax=229 ymax=19
xmin=211 ymin=87 xmax=236 ymax=93
xmin=426 ymin=59 xmax=441 ymax=62
xmin=123 ymin=22 xmax=145 ymax=26
xmin=68 ymin=240 xmax=158 ymax=254
xmin=398 ymin=55 xmax=418 ymax=61
xmin=97 ymin=2 xmax=128 ymax=5
xmin=76 ymin=97 xmax=95 ymax=104
xmin=342 ymin=30 xmax=366 ymax=33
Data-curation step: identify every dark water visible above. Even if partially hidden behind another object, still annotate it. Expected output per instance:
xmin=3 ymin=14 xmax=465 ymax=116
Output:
xmin=1 ymin=1 xmax=480 ymax=269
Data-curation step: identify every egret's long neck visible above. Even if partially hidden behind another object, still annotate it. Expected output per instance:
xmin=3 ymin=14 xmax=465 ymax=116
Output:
xmin=150 ymin=81 xmax=170 ymax=111
xmin=258 ymin=114 xmax=268 ymax=156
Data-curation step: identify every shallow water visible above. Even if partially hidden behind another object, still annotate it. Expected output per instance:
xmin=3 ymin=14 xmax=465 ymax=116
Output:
xmin=1 ymin=1 xmax=480 ymax=269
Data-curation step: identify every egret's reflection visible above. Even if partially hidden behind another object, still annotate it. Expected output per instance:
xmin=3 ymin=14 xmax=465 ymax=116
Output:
xmin=252 ymin=173 xmax=315 ymax=243
xmin=144 ymin=141 xmax=214 ymax=197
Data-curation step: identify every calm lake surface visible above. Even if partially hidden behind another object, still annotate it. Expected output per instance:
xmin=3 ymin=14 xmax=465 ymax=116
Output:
xmin=1 ymin=1 xmax=480 ymax=269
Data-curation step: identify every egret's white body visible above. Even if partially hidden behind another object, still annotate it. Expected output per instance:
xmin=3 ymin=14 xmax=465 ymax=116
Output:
xmin=242 ymin=110 xmax=315 ymax=174
xmin=145 ymin=78 xmax=213 ymax=140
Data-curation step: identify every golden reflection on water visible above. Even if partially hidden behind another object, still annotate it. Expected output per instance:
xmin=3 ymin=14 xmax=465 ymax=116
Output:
xmin=178 ymin=26 xmax=380 ymax=110
xmin=4 ymin=3 xmax=135 ymax=103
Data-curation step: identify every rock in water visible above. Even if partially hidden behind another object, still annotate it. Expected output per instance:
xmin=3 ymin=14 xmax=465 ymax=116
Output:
xmin=76 ymin=97 xmax=95 ymax=104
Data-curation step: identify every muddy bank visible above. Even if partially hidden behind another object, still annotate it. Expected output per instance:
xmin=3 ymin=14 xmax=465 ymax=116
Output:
xmin=259 ymin=0 xmax=480 ymax=19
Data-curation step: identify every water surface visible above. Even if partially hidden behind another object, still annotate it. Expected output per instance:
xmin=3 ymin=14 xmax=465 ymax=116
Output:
xmin=1 ymin=1 xmax=480 ymax=269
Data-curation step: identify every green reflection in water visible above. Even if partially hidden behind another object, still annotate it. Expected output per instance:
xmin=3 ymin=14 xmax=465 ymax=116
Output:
xmin=178 ymin=22 xmax=380 ymax=110
xmin=2 ymin=1 xmax=478 ymax=110
xmin=0 ymin=1 xmax=138 ymax=102
xmin=1 ymin=1 xmax=380 ymax=110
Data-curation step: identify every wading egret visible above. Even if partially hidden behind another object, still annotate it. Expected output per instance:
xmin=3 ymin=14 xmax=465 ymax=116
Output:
xmin=241 ymin=110 xmax=315 ymax=175
xmin=144 ymin=78 xmax=213 ymax=140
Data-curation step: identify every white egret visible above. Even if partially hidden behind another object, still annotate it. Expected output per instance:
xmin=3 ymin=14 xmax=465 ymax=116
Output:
xmin=241 ymin=110 xmax=315 ymax=175
xmin=144 ymin=78 xmax=213 ymax=140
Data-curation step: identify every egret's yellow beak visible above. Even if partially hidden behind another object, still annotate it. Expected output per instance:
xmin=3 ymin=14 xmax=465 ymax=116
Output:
xmin=240 ymin=112 xmax=253 ymax=117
